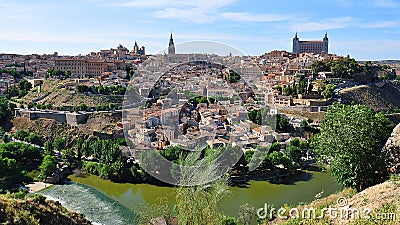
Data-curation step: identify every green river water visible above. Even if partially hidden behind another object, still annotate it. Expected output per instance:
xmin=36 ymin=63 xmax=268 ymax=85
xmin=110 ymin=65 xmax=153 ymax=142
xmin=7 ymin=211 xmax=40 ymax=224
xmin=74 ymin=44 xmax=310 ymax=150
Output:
xmin=40 ymin=170 xmax=342 ymax=225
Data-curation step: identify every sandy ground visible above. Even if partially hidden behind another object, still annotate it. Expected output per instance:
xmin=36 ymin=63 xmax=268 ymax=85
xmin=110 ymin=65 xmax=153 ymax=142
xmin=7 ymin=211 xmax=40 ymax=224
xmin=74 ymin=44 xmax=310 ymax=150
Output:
xmin=25 ymin=182 xmax=53 ymax=193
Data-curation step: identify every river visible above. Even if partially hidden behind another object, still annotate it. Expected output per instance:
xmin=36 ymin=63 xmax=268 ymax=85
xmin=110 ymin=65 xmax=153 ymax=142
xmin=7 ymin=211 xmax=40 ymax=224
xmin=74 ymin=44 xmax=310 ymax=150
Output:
xmin=39 ymin=170 xmax=342 ymax=225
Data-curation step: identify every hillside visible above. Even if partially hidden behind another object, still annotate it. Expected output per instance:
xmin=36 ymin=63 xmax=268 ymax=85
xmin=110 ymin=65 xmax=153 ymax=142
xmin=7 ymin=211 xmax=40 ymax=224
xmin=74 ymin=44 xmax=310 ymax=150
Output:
xmin=12 ymin=111 xmax=121 ymax=141
xmin=20 ymin=79 xmax=124 ymax=108
xmin=270 ymin=179 xmax=400 ymax=225
xmin=340 ymin=80 xmax=400 ymax=112
xmin=0 ymin=195 xmax=91 ymax=225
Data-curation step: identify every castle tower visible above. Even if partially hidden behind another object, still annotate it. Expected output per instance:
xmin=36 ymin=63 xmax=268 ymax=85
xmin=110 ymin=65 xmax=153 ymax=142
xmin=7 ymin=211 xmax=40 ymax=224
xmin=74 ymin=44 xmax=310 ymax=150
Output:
xmin=323 ymin=32 xmax=329 ymax=53
xmin=168 ymin=32 xmax=175 ymax=55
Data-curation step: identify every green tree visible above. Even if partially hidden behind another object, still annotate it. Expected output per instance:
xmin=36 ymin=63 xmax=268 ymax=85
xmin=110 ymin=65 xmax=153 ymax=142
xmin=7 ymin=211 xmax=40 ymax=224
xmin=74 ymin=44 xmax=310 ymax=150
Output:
xmin=0 ymin=97 xmax=13 ymax=128
xmin=39 ymin=155 xmax=57 ymax=180
xmin=14 ymin=129 xmax=29 ymax=140
xmin=322 ymin=84 xmax=335 ymax=99
xmin=53 ymin=137 xmax=65 ymax=156
xmin=109 ymin=103 xmax=116 ymax=110
xmin=24 ymin=133 xmax=44 ymax=146
xmin=311 ymin=103 xmax=391 ymax=191
xmin=79 ymin=103 xmax=88 ymax=111
xmin=0 ymin=157 xmax=17 ymax=177
xmin=284 ymin=146 xmax=302 ymax=165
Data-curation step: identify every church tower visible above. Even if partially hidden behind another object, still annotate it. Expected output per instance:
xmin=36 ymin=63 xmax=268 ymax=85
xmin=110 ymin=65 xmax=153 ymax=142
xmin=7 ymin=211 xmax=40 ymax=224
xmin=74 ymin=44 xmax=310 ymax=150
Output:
xmin=168 ymin=32 xmax=175 ymax=55
xmin=323 ymin=31 xmax=329 ymax=53
xmin=133 ymin=41 xmax=139 ymax=54
xmin=292 ymin=32 xmax=300 ymax=54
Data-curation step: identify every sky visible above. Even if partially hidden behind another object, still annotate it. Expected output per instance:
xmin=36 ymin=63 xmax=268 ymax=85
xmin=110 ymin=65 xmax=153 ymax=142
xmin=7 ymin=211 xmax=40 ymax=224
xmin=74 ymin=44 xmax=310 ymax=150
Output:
xmin=0 ymin=0 xmax=399 ymax=60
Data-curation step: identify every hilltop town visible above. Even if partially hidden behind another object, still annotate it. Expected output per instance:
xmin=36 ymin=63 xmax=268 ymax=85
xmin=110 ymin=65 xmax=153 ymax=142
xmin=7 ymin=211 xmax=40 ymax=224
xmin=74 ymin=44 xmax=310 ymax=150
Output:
xmin=1 ymin=33 xmax=400 ymax=225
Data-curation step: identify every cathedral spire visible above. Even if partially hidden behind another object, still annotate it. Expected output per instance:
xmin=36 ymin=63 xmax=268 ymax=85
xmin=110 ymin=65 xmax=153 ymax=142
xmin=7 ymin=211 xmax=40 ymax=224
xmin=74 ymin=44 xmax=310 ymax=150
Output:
xmin=168 ymin=32 xmax=175 ymax=55
xmin=169 ymin=32 xmax=174 ymax=46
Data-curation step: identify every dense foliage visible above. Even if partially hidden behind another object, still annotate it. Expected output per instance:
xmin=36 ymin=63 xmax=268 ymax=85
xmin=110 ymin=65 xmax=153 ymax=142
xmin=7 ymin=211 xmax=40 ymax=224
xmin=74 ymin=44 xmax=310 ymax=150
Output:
xmin=310 ymin=57 xmax=362 ymax=79
xmin=39 ymin=155 xmax=57 ymax=180
xmin=0 ymin=142 xmax=43 ymax=188
xmin=0 ymin=69 xmax=33 ymax=80
xmin=248 ymin=109 xmax=290 ymax=132
xmin=225 ymin=70 xmax=241 ymax=83
xmin=310 ymin=56 xmax=394 ymax=81
xmin=311 ymin=103 xmax=391 ymax=191
xmin=7 ymin=79 xmax=32 ymax=99
xmin=76 ymin=84 xmax=126 ymax=95
xmin=46 ymin=68 xmax=71 ymax=79
xmin=0 ymin=97 xmax=14 ymax=128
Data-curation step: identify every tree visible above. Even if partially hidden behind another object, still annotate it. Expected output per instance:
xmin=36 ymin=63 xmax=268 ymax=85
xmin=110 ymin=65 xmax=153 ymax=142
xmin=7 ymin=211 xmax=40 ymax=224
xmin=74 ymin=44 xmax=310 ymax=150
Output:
xmin=24 ymin=133 xmax=44 ymax=146
xmin=14 ymin=129 xmax=29 ymax=140
xmin=79 ymin=103 xmax=88 ymax=111
xmin=284 ymin=146 xmax=302 ymax=165
xmin=109 ymin=103 xmax=116 ymax=110
xmin=0 ymin=157 xmax=17 ymax=177
xmin=0 ymin=97 xmax=13 ymax=128
xmin=322 ymin=84 xmax=335 ymax=99
xmin=244 ymin=150 xmax=255 ymax=166
xmin=269 ymin=142 xmax=281 ymax=153
xmin=238 ymin=203 xmax=255 ymax=225
xmin=39 ymin=155 xmax=57 ymax=180
xmin=311 ymin=103 xmax=391 ymax=191
xmin=53 ymin=137 xmax=65 ymax=155
xmin=276 ymin=115 xmax=289 ymax=132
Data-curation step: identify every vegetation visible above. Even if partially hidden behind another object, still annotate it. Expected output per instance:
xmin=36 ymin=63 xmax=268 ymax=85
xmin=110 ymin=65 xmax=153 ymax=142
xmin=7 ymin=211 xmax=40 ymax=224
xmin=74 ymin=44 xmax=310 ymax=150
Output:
xmin=225 ymin=70 xmax=241 ymax=83
xmin=76 ymin=84 xmax=126 ymax=95
xmin=310 ymin=56 xmax=362 ymax=79
xmin=321 ymin=83 xmax=335 ymax=99
xmin=0 ymin=195 xmax=91 ymax=224
xmin=283 ymin=75 xmax=309 ymax=96
xmin=13 ymin=129 xmax=44 ymax=146
xmin=47 ymin=68 xmax=72 ymax=79
xmin=311 ymin=103 xmax=391 ymax=191
xmin=7 ymin=79 xmax=33 ymax=99
xmin=0 ymin=96 xmax=14 ymax=129
xmin=310 ymin=56 xmax=394 ymax=82
xmin=39 ymin=155 xmax=58 ymax=180
xmin=0 ymin=142 xmax=43 ymax=189
xmin=248 ymin=109 xmax=290 ymax=132
xmin=0 ymin=69 xmax=33 ymax=80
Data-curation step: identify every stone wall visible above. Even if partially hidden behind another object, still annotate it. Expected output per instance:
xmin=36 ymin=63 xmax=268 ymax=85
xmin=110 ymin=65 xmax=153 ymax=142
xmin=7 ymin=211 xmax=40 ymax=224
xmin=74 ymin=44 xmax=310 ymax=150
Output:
xmin=15 ymin=109 xmax=91 ymax=126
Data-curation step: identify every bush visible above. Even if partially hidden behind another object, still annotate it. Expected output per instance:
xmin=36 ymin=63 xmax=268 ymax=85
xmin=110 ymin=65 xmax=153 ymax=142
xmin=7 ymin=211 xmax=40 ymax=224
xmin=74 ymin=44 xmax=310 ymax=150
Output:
xmin=82 ymin=161 xmax=101 ymax=175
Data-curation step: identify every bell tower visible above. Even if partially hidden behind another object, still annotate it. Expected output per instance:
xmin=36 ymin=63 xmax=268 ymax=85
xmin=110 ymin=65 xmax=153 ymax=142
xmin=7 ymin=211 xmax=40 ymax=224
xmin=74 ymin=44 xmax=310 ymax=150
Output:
xmin=168 ymin=32 xmax=175 ymax=55
xmin=293 ymin=32 xmax=300 ymax=54
xmin=323 ymin=31 xmax=329 ymax=53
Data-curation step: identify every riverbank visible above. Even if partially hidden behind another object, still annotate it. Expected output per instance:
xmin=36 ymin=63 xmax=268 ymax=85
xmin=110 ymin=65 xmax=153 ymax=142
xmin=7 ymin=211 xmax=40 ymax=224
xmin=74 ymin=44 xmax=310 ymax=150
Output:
xmin=231 ymin=168 xmax=291 ymax=183
xmin=25 ymin=182 xmax=53 ymax=193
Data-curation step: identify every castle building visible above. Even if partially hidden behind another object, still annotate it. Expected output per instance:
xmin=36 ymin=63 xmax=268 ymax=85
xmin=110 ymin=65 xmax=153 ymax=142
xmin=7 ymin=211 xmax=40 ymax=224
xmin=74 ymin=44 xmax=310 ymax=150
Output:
xmin=292 ymin=32 xmax=328 ymax=54
xmin=168 ymin=33 xmax=175 ymax=55
xmin=133 ymin=41 xmax=146 ymax=55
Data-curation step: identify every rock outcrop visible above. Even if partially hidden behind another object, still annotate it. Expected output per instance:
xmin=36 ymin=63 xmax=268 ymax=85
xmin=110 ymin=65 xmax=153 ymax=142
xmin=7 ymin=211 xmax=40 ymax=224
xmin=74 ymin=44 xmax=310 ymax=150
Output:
xmin=383 ymin=123 xmax=400 ymax=173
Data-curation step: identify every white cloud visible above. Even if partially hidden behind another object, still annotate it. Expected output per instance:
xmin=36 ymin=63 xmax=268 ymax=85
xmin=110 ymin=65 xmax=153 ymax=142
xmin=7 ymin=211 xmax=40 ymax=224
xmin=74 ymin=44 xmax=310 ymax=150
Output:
xmin=106 ymin=0 xmax=236 ymax=9
xmin=153 ymin=7 xmax=217 ymax=23
xmin=220 ymin=12 xmax=292 ymax=23
xmin=362 ymin=21 xmax=397 ymax=28
xmin=371 ymin=0 xmax=399 ymax=8
xmin=105 ymin=0 xmax=237 ymax=23
xmin=290 ymin=17 xmax=354 ymax=32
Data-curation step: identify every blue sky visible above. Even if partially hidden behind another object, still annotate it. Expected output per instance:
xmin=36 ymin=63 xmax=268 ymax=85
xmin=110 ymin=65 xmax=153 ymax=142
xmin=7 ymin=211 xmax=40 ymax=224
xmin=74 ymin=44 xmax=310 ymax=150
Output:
xmin=0 ymin=0 xmax=399 ymax=60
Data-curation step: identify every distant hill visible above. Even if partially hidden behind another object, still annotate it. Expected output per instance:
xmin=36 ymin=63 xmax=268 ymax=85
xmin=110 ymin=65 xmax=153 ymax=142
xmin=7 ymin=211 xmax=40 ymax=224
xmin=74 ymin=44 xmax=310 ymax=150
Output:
xmin=340 ymin=80 xmax=400 ymax=112
xmin=0 ymin=195 xmax=91 ymax=225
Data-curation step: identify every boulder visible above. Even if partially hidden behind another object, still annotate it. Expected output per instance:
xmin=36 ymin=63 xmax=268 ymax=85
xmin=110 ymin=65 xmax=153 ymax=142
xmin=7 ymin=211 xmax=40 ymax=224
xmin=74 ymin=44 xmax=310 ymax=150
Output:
xmin=383 ymin=123 xmax=400 ymax=173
